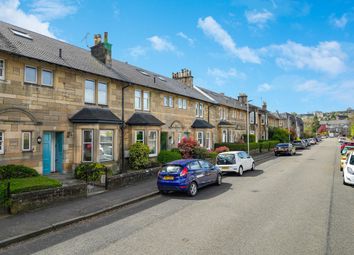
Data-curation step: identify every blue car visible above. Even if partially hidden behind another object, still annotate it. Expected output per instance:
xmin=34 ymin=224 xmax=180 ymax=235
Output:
xmin=157 ymin=159 xmax=222 ymax=196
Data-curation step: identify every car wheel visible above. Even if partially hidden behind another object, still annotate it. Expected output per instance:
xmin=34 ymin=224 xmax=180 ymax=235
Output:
xmin=340 ymin=167 xmax=343 ymax=172
xmin=215 ymin=174 xmax=222 ymax=185
xmin=187 ymin=182 xmax=198 ymax=197
xmin=251 ymin=163 xmax=255 ymax=171
xmin=238 ymin=166 xmax=244 ymax=176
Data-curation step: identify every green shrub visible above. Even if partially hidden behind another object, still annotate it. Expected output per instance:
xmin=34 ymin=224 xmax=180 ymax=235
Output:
xmin=0 ymin=165 xmax=39 ymax=180
xmin=157 ymin=150 xmax=182 ymax=164
xmin=242 ymin=134 xmax=256 ymax=143
xmin=192 ymin=147 xmax=209 ymax=159
xmin=74 ymin=162 xmax=110 ymax=181
xmin=207 ymin=151 xmax=218 ymax=159
xmin=129 ymin=143 xmax=150 ymax=170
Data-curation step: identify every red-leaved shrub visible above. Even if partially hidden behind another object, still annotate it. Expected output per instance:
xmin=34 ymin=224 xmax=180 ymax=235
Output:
xmin=178 ymin=137 xmax=199 ymax=159
xmin=215 ymin=146 xmax=230 ymax=153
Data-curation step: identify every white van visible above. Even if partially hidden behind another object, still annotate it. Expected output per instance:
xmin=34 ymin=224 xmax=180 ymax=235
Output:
xmin=216 ymin=151 xmax=255 ymax=176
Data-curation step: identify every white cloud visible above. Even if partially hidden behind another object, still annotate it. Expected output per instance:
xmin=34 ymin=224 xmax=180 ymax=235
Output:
xmin=257 ymin=83 xmax=272 ymax=92
xmin=128 ymin=46 xmax=147 ymax=58
xmin=207 ymin=67 xmax=246 ymax=86
xmin=245 ymin=9 xmax=273 ymax=27
xmin=266 ymin=40 xmax=347 ymax=75
xmin=197 ymin=16 xmax=261 ymax=64
xmin=177 ymin=32 xmax=194 ymax=46
xmin=330 ymin=14 xmax=348 ymax=29
xmin=295 ymin=80 xmax=330 ymax=93
xmin=0 ymin=0 xmax=55 ymax=37
xmin=147 ymin=35 xmax=176 ymax=52
xmin=29 ymin=0 xmax=77 ymax=21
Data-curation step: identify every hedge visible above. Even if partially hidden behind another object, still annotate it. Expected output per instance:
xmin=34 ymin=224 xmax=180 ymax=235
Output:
xmin=74 ymin=162 xmax=111 ymax=182
xmin=215 ymin=140 xmax=279 ymax=153
xmin=0 ymin=165 xmax=39 ymax=180
xmin=157 ymin=150 xmax=182 ymax=164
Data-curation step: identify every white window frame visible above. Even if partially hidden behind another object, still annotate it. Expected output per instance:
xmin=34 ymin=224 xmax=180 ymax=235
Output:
xmin=41 ymin=69 xmax=53 ymax=86
xmin=182 ymin=99 xmax=187 ymax=109
xmin=22 ymin=131 xmax=32 ymax=151
xmin=178 ymin=132 xmax=183 ymax=143
xmin=135 ymin=89 xmax=142 ymax=110
xmin=178 ymin=98 xmax=183 ymax=109
xmin=0 ymin=131 xmax=4 ymax=154
xmin=82 ymin=130 xmax=94 ymax=162
xmin=197 ymin=131 xmax=204 ymax=147
xmin=148 ymin=130 xmax=158 ymax=157
xmin=205 ymin=132 xmax=211 ymax=149
xmin=85 ymin=79 xmax=96 ymax=104
xmin=98 ymin=82 xmax=108 ymax=105
xmin=196 ymin=102 xmax=203 ymax=118
xmin=99 ymin=130 xmax=113 ymax=162
xmin=163 ymin=96 xmax=168 ymax=107
xmin=0 ymin=59 xmax=5 ymax=80
xmin=24 ymin=65 xmax=37 ymax=84
xmin=169 ymin=96 xmax=174 ymax=107
xmin=143 ymin=91 xmax=150 ymax=111
xmin=222 ymin=129 xmax=227 ymax=143
xmin=135 ymin=130 xmax=144 ymax=143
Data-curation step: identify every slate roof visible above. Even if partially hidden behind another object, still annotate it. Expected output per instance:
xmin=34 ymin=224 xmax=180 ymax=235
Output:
xmin=191 ymin=119 xmax=214 ymax=129
xmin=0 ymin=21 xmax=214 ymax=104
xmin=126 ymin=112 xmax=164 ymax=126
xmin=198 ymin=87 xmax=246 ymax=110
xmin=69 ymin=107 xmax=123 ymax=124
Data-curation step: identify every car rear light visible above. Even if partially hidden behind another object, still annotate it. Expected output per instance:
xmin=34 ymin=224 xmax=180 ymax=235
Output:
xmin=180 ymin=167 xmax=188 ymax=177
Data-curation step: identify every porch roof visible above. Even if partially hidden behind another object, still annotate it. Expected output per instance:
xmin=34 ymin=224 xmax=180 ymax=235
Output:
xmin=69 ymin=107 xmax=123 ymax=124
xmin=126 ymin=112 xmax=164 ymax=126
xmin=191 ymin=119 xmax=214 ymax=129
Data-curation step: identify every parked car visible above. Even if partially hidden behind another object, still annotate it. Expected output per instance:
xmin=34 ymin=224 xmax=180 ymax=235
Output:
xmin=292 ymin=140 xmax=306 ymax=150
xmin=340 ymin=146 xmax=354 ymax=170
xmin=157 ymin=159 xmax=222 ymax=196
xmin=309 ymin=138 xmax=317 ymax=145
xmin=274 ymin=143 xmax=296 ymax=156
xmin=340 ymin=141 xmax=354 ymax=151
xmin=216 ymin=151 xmax=255 ymax=176
xmin=338 ymin=137 xmax=347 ymax=144
xmin=343 ymin=151 xmax=354 ymax=185
xmin=303 ymin=139 xmax=311 ymax=147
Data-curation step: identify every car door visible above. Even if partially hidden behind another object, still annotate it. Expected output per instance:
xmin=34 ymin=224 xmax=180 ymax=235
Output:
xmin=237 ymin=152 xmax=246 ymax=170
xmin=199 ymin=160 xmax=216 ymax=184
xmin=188 ymin=161 xmax=206 ymax=186
xmin=243 ymin=152 xmax=252 ymax=170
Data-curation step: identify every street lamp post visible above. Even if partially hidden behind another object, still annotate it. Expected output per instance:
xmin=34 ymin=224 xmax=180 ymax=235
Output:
xmin=246 ymin=100 xmax=253 ymax=154
xmin=287 ymin=115 xmax=291 ymax=142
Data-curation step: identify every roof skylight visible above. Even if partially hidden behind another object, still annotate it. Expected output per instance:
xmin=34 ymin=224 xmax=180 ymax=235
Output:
xmin=10 ymin=29 xmax=32 ymax=40
xmin=137 ymin=70 xmax=150 ymax=76
xmin=158 ymin=76 xmax=166 ymax=82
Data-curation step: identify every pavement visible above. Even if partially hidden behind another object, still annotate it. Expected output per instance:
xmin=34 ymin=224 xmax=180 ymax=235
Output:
xmin=0 ymin=151 xmax=275 ymax=249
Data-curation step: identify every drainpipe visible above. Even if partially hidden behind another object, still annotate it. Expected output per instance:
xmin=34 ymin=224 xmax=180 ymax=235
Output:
xmin=121 ymin=83 xmax=130 ymax=173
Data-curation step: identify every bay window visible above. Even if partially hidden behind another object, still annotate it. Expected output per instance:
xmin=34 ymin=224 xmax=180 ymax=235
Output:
xmin=135 ymin=130 xmax=144 ymax=143
xmin=148 ymin=131 xmax=158 ymax=157
xmin=83 ymin=130 xmax=93 ymax=162
xmin=22 ymin=131 xmax=32 ymax=151
xmin=99 ymin=130 xmax=113 ymax=162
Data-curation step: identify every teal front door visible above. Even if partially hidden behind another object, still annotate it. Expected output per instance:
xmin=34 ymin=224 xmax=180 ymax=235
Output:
xmin=43 ymin=132 xmax=64 ymax=174
xmin=55 ymin=132 xmax=64 ymax=173
xmin=42 ymin=132 xmax=52 ymax=175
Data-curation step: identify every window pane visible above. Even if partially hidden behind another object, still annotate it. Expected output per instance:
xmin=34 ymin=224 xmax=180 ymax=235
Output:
xmin=136 ymin=131 xmax=144 ymax=143
xmin=148 ymin=131 xmax=157 ymax=156
xmin=169 ymin=96 xmax=173 ymax=107
xmin=25 ymin=66 xmax=37 ymax=83
xmin=85 ymin=80 xmax=95 ymax=103
xmin=22 ymin=132 xmax=30 ymax=150
xmin=98 ymin=82 xmax=107 ymax=105
xmin=183 ymin=99 xmax=187 ymax=109
xmin=83 ymin=144 xmax=92 ymax=161
xmin=42 ymin=70 xmax=53 ymax=86
xmin=143 ymin=91 xmax=150 ymax=110
xmin=164 ymin=96 xmax=168 ymax=106
xmin=0 ymin=60 xmax=4 ymax=79
xmin=135 ymin=90 xmax=141 ymax=109
xmin=0 ymin=131 xmax=3 ymax=154
xmin=83 ymin=130 xmax=93 ymax=143
xmin=99 ymin=130 xmax=113 ymax=162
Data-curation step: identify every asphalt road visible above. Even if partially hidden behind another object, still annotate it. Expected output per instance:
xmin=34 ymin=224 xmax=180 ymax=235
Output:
xmin=1 ymin=138 xmax=354 ymax=255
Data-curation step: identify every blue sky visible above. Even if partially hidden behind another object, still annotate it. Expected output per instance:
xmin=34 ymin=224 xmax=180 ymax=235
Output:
xmin=1 ymin=0 xmax=354 ymax=113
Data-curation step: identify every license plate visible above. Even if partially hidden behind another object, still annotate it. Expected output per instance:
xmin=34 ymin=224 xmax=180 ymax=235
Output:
xmin=221 ymin=166 xmax=229 ymax=170
xmin=163 ymin=176 xmax=174 ymax=180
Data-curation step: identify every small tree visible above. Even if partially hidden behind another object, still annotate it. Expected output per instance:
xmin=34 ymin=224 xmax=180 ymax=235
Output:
xmin=178 ymin=137 xmax=198 ymax=159
xmin=129 ymin=143 xmax=150 ymax=170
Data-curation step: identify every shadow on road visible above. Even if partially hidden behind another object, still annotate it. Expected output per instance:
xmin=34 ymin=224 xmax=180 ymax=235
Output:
xmin=163 ymin=182 xmax=232 ymax=201
xmin=223 ymin=169 xmax=264 ymax=178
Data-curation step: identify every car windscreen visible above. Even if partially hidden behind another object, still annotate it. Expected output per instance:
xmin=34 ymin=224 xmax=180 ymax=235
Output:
xmin=160 ymin=165 xmax=182 ymax=173
xmin=350 ymin=155 xmax=354 ymax=165
xmin=217 ymin=154 xmax=236 ymax=165
xmin=276 ymin=144 xmax=288 ymax=147
xmin=293 ymin=141 xmax=301 ymax=144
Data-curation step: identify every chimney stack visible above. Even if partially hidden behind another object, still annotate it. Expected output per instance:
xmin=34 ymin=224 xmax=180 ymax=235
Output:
xmin=172 ymin=68 xmax=193 ymax=87
xmin=91 ymin=32 xmax=112 ymax=67
xmin=262 ymin=101 xmax=267 ymax=111
xmin=238 ymin=93 xmax=248 ymax=104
